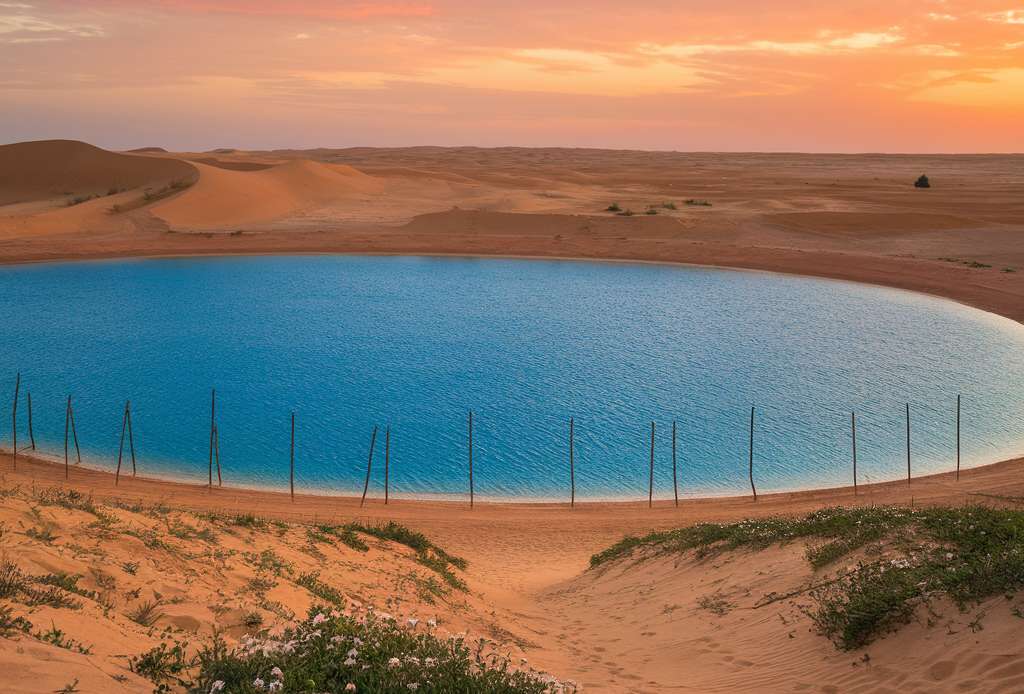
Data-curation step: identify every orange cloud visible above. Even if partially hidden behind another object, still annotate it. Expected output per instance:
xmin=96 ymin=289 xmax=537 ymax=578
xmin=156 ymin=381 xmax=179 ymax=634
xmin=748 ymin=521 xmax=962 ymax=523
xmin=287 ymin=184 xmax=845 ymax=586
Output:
xmin=3 ymin=1 xmax=1024 ymax=151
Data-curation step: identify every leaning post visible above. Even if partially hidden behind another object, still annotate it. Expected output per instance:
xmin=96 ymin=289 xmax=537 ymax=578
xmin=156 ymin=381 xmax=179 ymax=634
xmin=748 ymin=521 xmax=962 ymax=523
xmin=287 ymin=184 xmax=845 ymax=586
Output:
xmin=749 ymin=406 xmax=757 ymax=501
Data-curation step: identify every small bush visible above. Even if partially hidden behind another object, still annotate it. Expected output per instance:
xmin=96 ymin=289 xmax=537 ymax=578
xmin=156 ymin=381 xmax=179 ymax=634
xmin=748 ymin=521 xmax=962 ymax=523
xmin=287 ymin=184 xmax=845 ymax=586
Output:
xmin=605 ymin=202 xmax=621 ymax=212
xmin=914 ymin=174 xmax=930 ymax=188
xmin=0 ymin=604 xmax=31 ymax=636
xmin=128 ymin=599 xmax=164 ymax=627
xmin=130 ymin=641 xmax=193 ymax=690
xmin=685 ymin=199 xmax=712 ymax=207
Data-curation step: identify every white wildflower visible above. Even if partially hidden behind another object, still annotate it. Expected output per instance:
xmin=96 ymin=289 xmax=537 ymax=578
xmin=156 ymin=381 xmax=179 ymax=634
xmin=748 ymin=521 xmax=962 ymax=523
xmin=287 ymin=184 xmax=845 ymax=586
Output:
xmin=345 ymin=685 xmax=357 ymax=692
xmin=270 ymin=666 xmax=284 ymax=679
xmin=388 ymin=657 xmax=401 ymax=668
xmin=253 ymin=678 xmax=266 ymax=690
xmin=407 ymin=618 xmax=419 ymax=628
xmin=209 ymin=682 xmax=225 ymax=694
xmin=312 ymin=613 xmax=329 ymax=625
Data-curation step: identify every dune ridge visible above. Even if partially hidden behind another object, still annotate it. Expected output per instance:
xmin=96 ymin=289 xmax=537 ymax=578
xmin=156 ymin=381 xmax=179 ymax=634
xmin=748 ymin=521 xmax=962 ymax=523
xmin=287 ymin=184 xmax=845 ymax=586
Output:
xmin=0 ymin=140 xmax=196 ymax=206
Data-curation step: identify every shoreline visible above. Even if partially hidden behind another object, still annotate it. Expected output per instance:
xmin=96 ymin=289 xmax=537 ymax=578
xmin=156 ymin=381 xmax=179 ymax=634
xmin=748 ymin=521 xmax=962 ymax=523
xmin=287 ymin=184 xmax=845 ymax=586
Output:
xmin=7 ymin=438 xmax=1024 ymax=506
xmin=4 ymin=447 xmax=1023 ymax=521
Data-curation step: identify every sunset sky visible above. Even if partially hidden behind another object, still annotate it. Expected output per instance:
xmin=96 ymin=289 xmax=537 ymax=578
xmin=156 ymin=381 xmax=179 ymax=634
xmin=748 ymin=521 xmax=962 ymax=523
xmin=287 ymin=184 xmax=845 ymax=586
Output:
xmin=2 ymin=1 xmax=1023 ymax=152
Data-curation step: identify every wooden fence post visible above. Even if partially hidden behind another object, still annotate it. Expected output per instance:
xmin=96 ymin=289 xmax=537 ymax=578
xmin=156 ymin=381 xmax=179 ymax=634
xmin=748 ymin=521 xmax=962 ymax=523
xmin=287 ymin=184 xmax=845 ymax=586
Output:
xmin=290 ymin=412 xmax=295 ymax=501
xmin=213 ymin=425 xmax=221 ymax=486
xmin=468 ymin=411 xmax=475 ymax=509
xmin=648 ymin=421 xmax=655 ymax=508
xmin=64 ymin=395 xmax=70 ymax=479
xmin=905 ymin=403 xmax=911 ymax=485
xmin=956 ymin=395 xmax=961 ymax=481
xmin=569 ymin=417 xmax=575 ymax=509
xmin=208 ymin=389 xmax=216 ymax=488
xmin=11 ymin=373 xmax=19 ymax=469
xmin=851 ymin=411 xmax=858 ymax=495
xmin=672 ymin=420 xmax=678 ymax=507
xmin=69 ymin=397 xmax=81 ymax=464
xmin=127 ymin=400 xmax=136 ymax=477
xmin=26 ymin=391 xmax=35 ymax=450
xmin=384 ymin=426 xmax=390 ymax=505
xmin=116 ymin=400 xmax=129 ymax=485
xmin=360 ymin=425 xmax=378 ymax=507
xmin=749 ymin=406 xmax=757 ymax=501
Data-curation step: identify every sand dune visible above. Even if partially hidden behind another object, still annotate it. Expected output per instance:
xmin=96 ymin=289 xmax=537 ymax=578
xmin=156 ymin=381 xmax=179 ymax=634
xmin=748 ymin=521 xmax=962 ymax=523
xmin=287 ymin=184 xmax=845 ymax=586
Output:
xmin=0 ymin=140 xmax=195 ymax=206
xmin=149 ymin=159 xmax=385 ymax=230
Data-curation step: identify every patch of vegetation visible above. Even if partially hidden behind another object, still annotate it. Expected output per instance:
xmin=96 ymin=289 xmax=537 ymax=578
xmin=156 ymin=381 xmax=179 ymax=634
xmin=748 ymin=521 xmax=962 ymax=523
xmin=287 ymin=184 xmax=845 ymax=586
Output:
xmin=0 ymin=561 xmax=83 ymax=610
xmin=25 ymin=525 xmax=58 ymax=544
xmin=605 ymin=202 xmax=621 ymax=212
xmin=230 ymin=514 xmax=269 ymax=531
xmin=143 ymin=178 xmax=193 ymax=202
xmin=246 ymin=576 xmax=277 ymax=596
xmin=127 ymin=599 xmax=164 ymax=627
xmin=35 ymin=572 xmax=97 ymax=600
xmin=914 ymin=174 xmax=930 ymax=189
xmin=662 ymin=201 xmax=678 ymax=210
xmin=191 ymin=606 xmax=574 ymax=694
xmin=296 ymin=571 xmax=345 ymax=607
xmin=591 ymin=506 xmax=1024 ymax=651
xmin=697 ymin=592 xmax=734 ymax=616
xmin=685 ymin=198 xmax=712 ymax=206
xmin=130 ymin=640 xmax=194 ymax=691
xmin=0 ymin=604 xmax=32 ymax=636
xmin=122 ymin=561 xmax=140 ymax=575
xmin=615 ymin=209 xmax=635 ymax=216
xmin=243 ymin=611 xmax=263 ymax=630
xmin=644 ymin=207 xmax=659 ymax=215
xmin=243 ymin=548 xmax=293 ymax=577
xmin=166 ymin=518 xmax=218 ymax=544
xmin=337 ymin=521 xmax=469 ymax=591
xmin=66 ymin=194 xmax=99 ymax=207
xmin=35 ymin=622 xmax=92 ymax=654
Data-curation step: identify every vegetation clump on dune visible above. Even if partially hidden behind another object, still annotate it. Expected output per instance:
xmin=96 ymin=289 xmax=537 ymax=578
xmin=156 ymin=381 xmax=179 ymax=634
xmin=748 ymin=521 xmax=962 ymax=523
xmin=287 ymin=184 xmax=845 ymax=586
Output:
xmin=592 ymin=505 xmax=1024 ymax=650
xmin=190 ymin=606 xmax=575 ymax=693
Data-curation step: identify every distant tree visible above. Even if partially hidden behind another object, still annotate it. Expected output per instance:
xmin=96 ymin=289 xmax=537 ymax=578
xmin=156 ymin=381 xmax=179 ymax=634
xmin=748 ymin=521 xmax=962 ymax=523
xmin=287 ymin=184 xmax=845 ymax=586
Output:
xmin=914 ymin=174 xmax=931 ymax=189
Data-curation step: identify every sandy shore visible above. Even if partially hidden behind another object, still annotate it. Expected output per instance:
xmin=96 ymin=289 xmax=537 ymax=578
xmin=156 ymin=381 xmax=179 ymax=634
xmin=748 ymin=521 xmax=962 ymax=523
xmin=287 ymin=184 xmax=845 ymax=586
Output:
xmin=5 ymin=449 xmax=1024 ymax=588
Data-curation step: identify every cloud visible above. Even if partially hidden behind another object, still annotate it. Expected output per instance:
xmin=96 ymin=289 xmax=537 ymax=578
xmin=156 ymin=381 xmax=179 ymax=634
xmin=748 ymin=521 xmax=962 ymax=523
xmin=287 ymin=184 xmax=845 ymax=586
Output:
xmin=910 ymin=68 xmax=1024 ymax=107
xmin=986 ymin=9 xmax=1024 ymax=24
xmin=639 ymin=29 xmax=904 ymax=58
xmin=0 ymin=10 xmax=104 ymax=42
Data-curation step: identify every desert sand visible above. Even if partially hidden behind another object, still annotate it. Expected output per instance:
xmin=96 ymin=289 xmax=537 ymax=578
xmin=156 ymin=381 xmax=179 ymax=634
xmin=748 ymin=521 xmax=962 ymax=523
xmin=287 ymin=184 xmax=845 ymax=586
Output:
xmin=1 ymin=139 xmax=1024 ymax=692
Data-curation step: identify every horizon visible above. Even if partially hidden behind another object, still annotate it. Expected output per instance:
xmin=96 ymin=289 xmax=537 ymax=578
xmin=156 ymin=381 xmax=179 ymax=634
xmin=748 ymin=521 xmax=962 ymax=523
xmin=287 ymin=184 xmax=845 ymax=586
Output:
xmin=3 ymin=1 xmax=1024 ymax=153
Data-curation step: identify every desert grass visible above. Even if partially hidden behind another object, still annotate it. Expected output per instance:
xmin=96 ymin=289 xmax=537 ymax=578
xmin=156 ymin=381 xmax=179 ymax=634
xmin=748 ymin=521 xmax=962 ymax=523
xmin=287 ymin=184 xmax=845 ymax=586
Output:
xmin=592 ymin=505 xmax=1024 ymax=649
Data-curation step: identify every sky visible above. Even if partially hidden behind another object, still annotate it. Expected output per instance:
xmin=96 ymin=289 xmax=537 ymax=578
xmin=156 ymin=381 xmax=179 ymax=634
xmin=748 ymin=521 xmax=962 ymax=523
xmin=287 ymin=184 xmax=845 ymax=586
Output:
xmin=1 ymin=1 xmax=1023 ymax=152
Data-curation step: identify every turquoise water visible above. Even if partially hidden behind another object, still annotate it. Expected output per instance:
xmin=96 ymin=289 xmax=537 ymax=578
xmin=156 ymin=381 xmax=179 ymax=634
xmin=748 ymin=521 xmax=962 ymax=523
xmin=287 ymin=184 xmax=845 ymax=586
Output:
xmin=1 ymin=255 xmax=1022 ymax=501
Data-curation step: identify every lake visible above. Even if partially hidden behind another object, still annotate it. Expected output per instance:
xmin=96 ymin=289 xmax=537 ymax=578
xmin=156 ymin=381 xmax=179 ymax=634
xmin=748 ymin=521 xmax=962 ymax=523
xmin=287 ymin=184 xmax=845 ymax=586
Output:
xmin=1 ymin=255 xmax=1023 ymax=501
